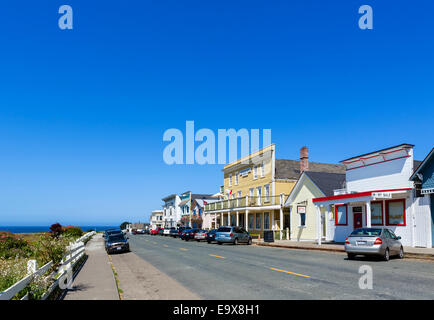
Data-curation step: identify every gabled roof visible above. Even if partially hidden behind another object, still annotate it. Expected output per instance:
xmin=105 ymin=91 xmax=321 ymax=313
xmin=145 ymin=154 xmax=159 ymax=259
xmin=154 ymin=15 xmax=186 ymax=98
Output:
xmin=275 ymin=159 xmax=345 ymax=180
xmin=191 ymin=194 xmax=215 ymax=201
xmin=304 ymin=171 xmax=346 ymax=197
xmin=284 ymin=171 xmax=346 ymax=206
xmin=340 ymin=144 xmax=414 ymax=163
xmin=410 ymin=148 xmax=434 ymax=181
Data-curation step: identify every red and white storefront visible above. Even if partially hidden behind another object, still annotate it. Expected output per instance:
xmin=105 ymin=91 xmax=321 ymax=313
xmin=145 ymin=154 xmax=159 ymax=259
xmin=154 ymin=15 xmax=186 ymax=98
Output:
xmin=312 ymin=144 xmax=432 ymax=248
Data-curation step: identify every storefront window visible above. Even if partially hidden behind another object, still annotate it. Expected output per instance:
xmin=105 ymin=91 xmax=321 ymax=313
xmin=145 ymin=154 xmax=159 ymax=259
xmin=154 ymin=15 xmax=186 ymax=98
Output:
xmin=370 ymin=202 xmax=383 ymax=225
xmin=264 ymin=212 xmax=270 ymax=229
xmin=335 ymin=204 xmax=347 ymax=225
xmin=386 ymin=199 xmax=406 ymax=225
xmin=248 ymin=214 xmax=254 ymax=229
xmin=256 ymin=213 xmax=262 ymax=229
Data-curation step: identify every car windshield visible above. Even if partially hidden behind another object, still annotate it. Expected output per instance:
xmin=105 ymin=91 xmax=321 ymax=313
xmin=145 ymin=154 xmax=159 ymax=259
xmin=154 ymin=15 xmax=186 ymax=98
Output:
xmin=107 ymin=231 xmax=121 ymax=235
xmin=350 ymin=228 xmax=382 ymax=237
xmin=108 ymin=235 xmax=126 ymax=242
xmin=217 ymin=227 xmax=231 ymax=232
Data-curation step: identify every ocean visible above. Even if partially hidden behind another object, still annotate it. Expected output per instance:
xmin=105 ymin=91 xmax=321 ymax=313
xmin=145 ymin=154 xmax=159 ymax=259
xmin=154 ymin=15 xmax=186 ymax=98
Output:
xmin=0 ymin=226 xmax=119 ymax=233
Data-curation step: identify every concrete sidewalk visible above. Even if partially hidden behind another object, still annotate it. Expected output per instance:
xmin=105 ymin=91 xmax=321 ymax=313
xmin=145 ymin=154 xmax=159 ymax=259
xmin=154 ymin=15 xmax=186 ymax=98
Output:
xmin=63 ymin=233 xmax=119 ymax=300
xmin=254 ymin=239 xmax=434 ymax=260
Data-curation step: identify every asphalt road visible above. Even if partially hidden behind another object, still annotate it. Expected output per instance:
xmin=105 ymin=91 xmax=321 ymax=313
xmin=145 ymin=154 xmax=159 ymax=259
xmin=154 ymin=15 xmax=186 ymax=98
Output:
xmin=128 ymin=234 xmax=434 ymax=300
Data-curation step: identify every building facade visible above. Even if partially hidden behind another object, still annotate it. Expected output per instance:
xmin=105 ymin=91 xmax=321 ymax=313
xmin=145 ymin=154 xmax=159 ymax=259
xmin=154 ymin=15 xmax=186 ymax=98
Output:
xmin=150 ymin=210 xmax=164 ymax=230
xmin=204 ymin=144 xmax=344 ymax=238
xmin=162 ymin=194 xmax=182 ymax=228
xmin=313 ymin=144 xmax=432 ymax=247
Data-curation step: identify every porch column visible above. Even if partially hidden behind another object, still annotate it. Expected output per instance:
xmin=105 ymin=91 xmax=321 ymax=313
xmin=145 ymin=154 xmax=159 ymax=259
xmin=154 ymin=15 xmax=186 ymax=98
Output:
xmin=214 ymin=213 xmax=217 ymax=228
xmin=366 ymin=201 xmax=371 ymax=228
xmin=236 ymin=211 xmax=239 ymax=226
xmin=221 ymin=212 xmax=224 ymax=227
xmin=245 ymin=210 xmax=249 ymax=231
xmin=271 ymin=211 xmax=275 ymax=231
xmin=316 ymin=205 xmax=322 ymax=245
xmin=280 ymin=207 xmax=283 ymax=239
xmin=324 ymin=205 xmax=330 ymax=241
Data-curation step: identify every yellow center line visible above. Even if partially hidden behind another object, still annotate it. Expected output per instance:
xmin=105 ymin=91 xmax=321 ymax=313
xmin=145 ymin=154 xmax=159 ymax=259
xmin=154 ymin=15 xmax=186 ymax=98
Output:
xmin=270 ymin=267 xmax=310 ymax=278
xmin=179 ymin=248 xmax=188 ymax=251
xmin=209 ymin=254 xmax=225 ymax=259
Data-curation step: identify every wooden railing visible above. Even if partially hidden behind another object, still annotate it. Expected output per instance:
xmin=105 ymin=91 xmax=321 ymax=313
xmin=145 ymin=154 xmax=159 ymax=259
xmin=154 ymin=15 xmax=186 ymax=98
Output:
xmin=205 ymin=194 xmax=285 ymax=212
xmin=0 ymin=231 xmax=95 ymax=300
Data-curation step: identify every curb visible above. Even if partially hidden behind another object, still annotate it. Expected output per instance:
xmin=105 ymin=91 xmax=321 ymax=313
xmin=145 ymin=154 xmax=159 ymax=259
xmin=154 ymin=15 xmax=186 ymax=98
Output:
xmin=255 ymin=242 xmax=434 ymax=261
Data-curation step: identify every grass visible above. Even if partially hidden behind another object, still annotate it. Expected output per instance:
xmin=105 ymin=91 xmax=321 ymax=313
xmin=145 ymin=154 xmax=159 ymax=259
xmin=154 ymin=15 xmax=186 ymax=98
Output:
xmin=107 ymin=254 xmax=123 ymax=300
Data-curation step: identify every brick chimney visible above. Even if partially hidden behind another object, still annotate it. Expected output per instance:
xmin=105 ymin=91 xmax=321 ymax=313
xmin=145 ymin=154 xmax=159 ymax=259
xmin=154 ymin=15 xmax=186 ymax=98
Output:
xmin=300 ymin=146 xmax=309 ymax=173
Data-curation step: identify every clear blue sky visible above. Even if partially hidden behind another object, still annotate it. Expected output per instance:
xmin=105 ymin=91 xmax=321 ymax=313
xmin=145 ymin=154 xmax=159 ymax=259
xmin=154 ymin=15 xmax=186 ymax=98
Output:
xmin=1 ymin=1 xmax=433 ymax=226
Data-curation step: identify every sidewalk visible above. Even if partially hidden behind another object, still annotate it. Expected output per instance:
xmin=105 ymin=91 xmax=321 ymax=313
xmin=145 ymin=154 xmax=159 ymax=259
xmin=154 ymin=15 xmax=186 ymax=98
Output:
xmin=63 ymin=233 xmax=119 ymax=300
xmin=254 ymin=239 xmax=434 ymax=260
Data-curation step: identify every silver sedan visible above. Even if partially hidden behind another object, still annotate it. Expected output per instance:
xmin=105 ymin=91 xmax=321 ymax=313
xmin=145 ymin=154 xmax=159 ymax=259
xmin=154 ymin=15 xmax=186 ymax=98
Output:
xmin=345 ymin=228 xmax=404 ymax=261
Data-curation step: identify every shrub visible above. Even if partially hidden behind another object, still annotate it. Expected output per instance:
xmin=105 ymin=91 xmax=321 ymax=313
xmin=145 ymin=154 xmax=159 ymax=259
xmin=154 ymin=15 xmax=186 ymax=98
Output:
xmin=0 ymin=232 xmax=32 ymax=259
xmin=31 ymin=234 xmax=69 ymax=267
xmin=0 ymin=257 xmax=27 ymax=292
xmin=63 ymin=226 xmax=83 ymax=239
xmin=49 ymin=223 xmax=63 ymax=239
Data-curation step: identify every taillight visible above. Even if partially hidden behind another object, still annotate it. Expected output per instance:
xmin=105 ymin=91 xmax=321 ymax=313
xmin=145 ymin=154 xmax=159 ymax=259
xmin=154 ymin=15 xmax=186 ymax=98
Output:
xmin=345 ymin=237 xmax=350 ymax=244
xmin=374 ymin=238 xmax=382 ymax=245
xmin=230 ymin=233 xmax=233 ymax=237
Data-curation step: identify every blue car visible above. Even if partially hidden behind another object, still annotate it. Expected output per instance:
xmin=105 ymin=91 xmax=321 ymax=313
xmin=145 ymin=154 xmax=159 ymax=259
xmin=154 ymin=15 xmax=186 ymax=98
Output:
xmin=215 ymin=226 xmax=252 ymax=245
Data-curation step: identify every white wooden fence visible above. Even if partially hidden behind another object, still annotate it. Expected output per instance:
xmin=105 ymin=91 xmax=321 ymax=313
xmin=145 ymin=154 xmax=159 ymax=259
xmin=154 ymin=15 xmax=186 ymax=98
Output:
xmin=0 ymin=231 xmax=95 ymax=300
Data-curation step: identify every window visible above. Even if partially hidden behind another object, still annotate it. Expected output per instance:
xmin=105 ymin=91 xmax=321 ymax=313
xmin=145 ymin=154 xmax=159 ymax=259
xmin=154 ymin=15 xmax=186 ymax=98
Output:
xmin=253 ymin=165 xmax=258 ymax=179
xmin=248 ymin=214 xmax=254 ymax=229
xmin=264 ymin=184 xmax=270 ymax=202
xmin=335 ymin=204 xmax=348 ymax=225
xmin=257 ymin=186 xmax=262 ymax=205
xmin=386 ymin=199 xmax=406 ymax=226
xmin=235 ymin=172 xmax=239 ymax=185
xmin=261 ymin=162 xmax=265 ymax=177
xmin=264 ymin=212 xmax=270 ymax=229
xmin=300 ymin=213 xmax=306 ymax=227
xmin=255 ymin=213 xmax=262 ymax=229
xmin=229 ymin=174 xmax=232 ymax=187
xmin=370 ymin=201 xmax=383 ymax=225
xmin=237 ymin=191 xmax=242 ymax=198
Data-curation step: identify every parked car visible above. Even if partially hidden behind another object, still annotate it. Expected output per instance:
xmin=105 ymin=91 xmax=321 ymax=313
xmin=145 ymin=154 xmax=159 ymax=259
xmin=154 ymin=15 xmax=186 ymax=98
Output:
xmin=106 ymin=233 xmax=130 ymax=254
xmin=150 ymin=229 xmax=159 ymax=235
xmin=157 ymin=228 xmax=164 ymax=235
xmin=179 ymin=228 xmax=192 ymax=240
xmin=182 ymin=228 xmax=201 ymax=241
xmin=135 ymin=229 xmax=145 ymax=234
xmin=194 ymin=230 xmax=208 ymax=241
xmin=170 ymin=228 xmax=180 ymax=237
xmin=345 ymin=227 xmax=404 ymax=261
xmin=206 ymin=229 xmax=217 ymax=243
xmin=104 ymin=229 xmax=123 ymax=242
xmin=163 ymin=227 xmax=175 ymax=236
xmin=215 ymin=226 xmax=252 ymax=245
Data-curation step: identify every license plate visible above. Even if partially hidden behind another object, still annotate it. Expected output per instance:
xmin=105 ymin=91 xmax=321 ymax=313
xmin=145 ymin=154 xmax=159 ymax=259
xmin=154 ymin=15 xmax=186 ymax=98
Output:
xmin=116 ymin=247 xmax=122 ymax=250
xmin=357 ymin=241 xmax=367 ymax=245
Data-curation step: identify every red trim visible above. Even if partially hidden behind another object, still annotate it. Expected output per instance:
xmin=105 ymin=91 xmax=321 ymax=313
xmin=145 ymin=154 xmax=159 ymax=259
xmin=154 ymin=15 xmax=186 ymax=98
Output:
xmin=370 ymin=201 xmax=384 ymax=226
xmin=385 ymin=199 xmax=406 ymax=226
xmin=313 ymin=188 xmax=412 ymax=203
xmin=342 ymin=147 xmax=410 ymax=164
xmin=335 ymin=204 xmax=348 ymax=226
xmin=345 ymin=155 xmax=410 ymax=171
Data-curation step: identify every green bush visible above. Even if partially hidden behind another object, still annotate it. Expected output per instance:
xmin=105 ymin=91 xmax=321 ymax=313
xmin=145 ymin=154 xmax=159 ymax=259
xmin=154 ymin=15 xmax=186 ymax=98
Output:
xmin=63 ymin=226 xmax=83 ymax=239
xmin=31 ymin=234 xmax=69 ymax=267
xmin=0 ymin=232 xmax=32 ymax=259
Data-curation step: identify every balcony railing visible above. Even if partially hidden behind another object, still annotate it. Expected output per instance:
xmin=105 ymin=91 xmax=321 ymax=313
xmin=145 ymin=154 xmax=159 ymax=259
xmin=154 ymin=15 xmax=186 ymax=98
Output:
xmin=205 ymin=195 xmax=284 ymax=212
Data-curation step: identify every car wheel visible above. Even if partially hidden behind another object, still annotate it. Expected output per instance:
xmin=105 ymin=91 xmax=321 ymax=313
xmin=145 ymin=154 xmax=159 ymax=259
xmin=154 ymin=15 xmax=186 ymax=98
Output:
xmin=185 ymin=238 xmax=189 ymax=241
xmin=233 ymin=238 xmax=238 ymax=245
xmin=383 ymin=248 xmax=390 ymax=261
xmin=248 ymin=238 xmax=252 ymax=245
xmin=398 ymin=246 xmax=404 ymax=259
xmin=207 ymin=240 xmax=211 ymax=244
xmin=217 ymin=242 xmax=222 ymax=245
xmin=347 ymin=253 xmax=355 ymax=260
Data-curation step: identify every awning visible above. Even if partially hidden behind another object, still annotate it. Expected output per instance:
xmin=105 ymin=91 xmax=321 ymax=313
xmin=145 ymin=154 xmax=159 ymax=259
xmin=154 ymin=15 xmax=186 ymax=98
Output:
xmin=312 ymin=188 xmax=412 ymax=205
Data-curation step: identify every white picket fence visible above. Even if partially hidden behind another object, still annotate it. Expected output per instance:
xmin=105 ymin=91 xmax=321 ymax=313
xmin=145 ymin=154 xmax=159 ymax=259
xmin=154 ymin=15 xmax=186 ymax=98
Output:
xmin=0 ymin=231 xmax=95 ymax=300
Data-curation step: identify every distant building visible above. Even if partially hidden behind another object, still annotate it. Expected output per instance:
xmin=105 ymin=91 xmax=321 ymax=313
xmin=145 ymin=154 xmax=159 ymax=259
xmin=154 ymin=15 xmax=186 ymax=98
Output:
xmin=150 ymin=210 xmax=164 ymax=229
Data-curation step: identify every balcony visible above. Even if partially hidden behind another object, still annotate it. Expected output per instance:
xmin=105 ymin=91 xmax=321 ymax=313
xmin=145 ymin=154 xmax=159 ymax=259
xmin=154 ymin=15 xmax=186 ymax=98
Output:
xmin=205 ymin=195 xmax=284 ymax=212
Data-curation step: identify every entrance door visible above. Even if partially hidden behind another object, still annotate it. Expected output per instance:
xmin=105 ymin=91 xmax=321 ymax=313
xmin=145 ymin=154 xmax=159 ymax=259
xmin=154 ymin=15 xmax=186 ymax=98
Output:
xmin=353 ymin=212 xmax=363 ymax=229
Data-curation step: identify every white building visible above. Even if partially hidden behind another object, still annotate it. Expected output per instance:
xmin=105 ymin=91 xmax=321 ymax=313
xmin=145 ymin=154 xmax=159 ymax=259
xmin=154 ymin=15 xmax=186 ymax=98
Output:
xmin=150 ymin=210 xmax=164 ymax=230
xmin=313 ymin=144 xmax=432 ymax=248
xmin=162 ymin=194 xmax=182 ymax=228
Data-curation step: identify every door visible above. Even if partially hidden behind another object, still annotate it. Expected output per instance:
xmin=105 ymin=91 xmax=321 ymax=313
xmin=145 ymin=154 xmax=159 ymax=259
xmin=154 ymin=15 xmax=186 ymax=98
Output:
xmin=353 ymin=212 xmax=363 ymax=230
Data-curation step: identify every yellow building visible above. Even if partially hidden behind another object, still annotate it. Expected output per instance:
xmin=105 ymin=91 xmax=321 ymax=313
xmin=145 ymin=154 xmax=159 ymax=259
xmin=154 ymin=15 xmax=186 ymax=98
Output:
xmin=204 ymin=145 xmax=345 ymax=238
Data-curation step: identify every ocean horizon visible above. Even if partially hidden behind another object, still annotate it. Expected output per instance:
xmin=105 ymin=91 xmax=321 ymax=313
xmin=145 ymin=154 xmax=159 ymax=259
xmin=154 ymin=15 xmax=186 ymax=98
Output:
xmin=0 ymin=226 xmax=120 ymax=234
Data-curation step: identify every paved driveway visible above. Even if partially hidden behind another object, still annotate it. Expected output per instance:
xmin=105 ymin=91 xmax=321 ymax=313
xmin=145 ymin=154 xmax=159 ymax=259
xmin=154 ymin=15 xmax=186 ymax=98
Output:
xmin=128 ymin=234 xmax=434 ymax=300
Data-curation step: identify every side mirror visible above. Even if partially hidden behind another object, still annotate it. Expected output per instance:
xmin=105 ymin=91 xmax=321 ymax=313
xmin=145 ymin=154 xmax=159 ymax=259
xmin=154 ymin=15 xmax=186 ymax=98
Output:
xmin=396 ymin=236 xmax=401 ymax=240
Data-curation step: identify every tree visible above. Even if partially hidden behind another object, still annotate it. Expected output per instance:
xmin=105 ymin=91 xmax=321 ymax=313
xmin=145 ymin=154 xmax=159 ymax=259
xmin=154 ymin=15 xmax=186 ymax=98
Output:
xmin=49 ymin=223 xmax=63 ymax=238
xmin=120 ymin=221 xmax=131 ymax=230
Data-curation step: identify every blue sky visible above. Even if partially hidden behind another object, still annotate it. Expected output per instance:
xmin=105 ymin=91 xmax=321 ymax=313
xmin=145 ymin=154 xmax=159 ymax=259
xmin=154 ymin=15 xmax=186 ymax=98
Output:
xmin=0 ymin=1 xmax=433 ymax=226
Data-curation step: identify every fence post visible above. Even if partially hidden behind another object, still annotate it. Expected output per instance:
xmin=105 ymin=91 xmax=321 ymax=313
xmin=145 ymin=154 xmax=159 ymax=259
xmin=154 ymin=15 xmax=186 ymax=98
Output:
xmin=27 ymin=260 xmax=37 ymax=275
